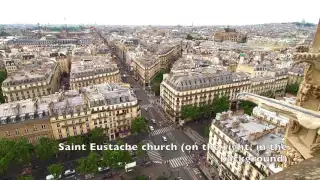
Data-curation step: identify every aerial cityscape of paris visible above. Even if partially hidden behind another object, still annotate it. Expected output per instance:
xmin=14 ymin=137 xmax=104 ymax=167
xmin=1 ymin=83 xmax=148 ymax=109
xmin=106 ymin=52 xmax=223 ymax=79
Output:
xmin=0 ymin=0 xmax=320 ymax=180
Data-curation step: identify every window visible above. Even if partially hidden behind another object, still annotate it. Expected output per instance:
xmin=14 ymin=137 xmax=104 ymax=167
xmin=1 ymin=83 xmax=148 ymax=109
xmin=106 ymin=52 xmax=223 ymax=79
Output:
xmin=28 ymin=138 xmax=32 ymax=143
xmin=24 ymin=128 xmax=28 ymax=133
xmin=15 ymin=129 xmax=19 ymax=134
xmin=58 ymin=129 xmax=61 ymax=133
xmin=73 ymin=126 xmax=76 ymax=129
xmin=41 ymin=124 xmax=46 ymax=129
xmin=6 ymin=131 xmax=10 ymax=136
xmin=86 ymin=123 xmax=89 ymax=127
xmin=33 ymin=125 xmax=37 ymax=131
xmin=72 ymin=120 xmax=75 ymax=124
xmin=59 ymin=134 xmax=63 ymax=139
xmin=74 ymin=131 xmax=77 ymax=136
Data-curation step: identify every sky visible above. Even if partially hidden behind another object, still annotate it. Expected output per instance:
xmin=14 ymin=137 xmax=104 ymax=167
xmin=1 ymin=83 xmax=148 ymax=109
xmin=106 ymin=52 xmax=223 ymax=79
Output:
xmin=1 ymin=0 xmax=319 ymax=25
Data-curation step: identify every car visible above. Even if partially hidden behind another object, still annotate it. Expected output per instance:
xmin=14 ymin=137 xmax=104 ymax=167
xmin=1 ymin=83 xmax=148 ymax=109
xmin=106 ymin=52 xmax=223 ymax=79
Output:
xmin=98 ymin=167 xmax=110 ymax=172
xmin=175 ymin=177 xmax=183 ymax=180
xmin=162 ymin=136 xmax=167 ymax=142
xmin=151 ymin=119 xmax=156 ymax=124
xmin=143 ymin=161 xmax=152 ymax=167
xmin=149 ymin=126 xmax=154 ymax=131
xmin=64 ymin=169 xmax=76 ymax=176
xmin=46 ymin=174 xmax=62 ymax=180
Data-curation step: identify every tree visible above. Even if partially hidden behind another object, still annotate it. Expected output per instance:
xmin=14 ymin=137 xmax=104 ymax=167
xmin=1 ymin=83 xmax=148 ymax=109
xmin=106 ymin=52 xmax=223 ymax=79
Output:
xmin=77 ymin=152 xmax=100 ymax=175
xmin=133 ymin=175 xmax=148 ymax=180
xmin=101 ymin=141 xmax=132 ymax=169
xmin=47 ymin=164 xmax=63 ymax=179
xmin=136 ymin=142 xmax=146 ymax=158
xmin=18 ymin=175 xmax=34 ymax=180
xmin=181 ymin=105 xmax=201 ymax=121
xmin=0 ymin=70 xmax=8 ymax=103
xmin=204 ymin=125 xmax=210 ymax=138
xmin=66 ymin=136 xmax=84 ymax=146
xmin=131 ymin=117 xmax=148 ymax=134
xmin=35 ymin=137 xmax=59 ymax=160
xmin=152 ymin=83 xmax=161 ymax=96
xmin=156 ymin=176 xmax=168 ymax=180
xmin=0 ymin=138 xmax=32 ymax=175
xmin=285 ymin=83 xmax=300 ymax=95
xmin=239 ymin=101 xmax=257 ymax=115
xmin=186 ymin=34 xmax=194 ymax=40
xmin=212 ymin=96 xmax=229 ymax=113
xmin=88 ymin=127 xmax=105 ymax=144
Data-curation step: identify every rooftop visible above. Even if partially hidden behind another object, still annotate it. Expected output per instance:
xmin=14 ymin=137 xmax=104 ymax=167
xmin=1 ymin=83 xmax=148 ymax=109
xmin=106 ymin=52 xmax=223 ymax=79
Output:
xmin=70 ymin=56 xmax=118 ymax=79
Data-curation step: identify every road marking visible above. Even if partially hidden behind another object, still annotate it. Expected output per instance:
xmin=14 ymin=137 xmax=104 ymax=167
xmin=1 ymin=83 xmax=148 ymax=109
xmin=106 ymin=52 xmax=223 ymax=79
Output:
xmin=185 ymin=166 xmax=199 ymax=180
xmin=193 ymin=168 xmax=201 ymax=175
xmin=145 ymin=141 xmax=163 ymax=162
xmin=151 ymin=126 xmax=174 ymax=136
xmin=140 ymin=104 xmax=153 ymax=109
xmin=166 ymin=156 xmax=194 ymax=168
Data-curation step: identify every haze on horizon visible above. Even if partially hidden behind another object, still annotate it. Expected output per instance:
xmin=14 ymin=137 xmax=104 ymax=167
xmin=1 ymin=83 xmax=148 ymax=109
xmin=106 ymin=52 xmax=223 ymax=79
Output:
xmin=1 ymin=0 xmax=319 ymax=26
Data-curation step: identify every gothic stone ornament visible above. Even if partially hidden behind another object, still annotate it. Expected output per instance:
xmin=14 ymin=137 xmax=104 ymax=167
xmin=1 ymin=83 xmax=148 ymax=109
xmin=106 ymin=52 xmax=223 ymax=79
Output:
xmin=289 ymin=119 xmax=302 ymax=134
xmin=310 ymin=135 xmax=320 ymax=156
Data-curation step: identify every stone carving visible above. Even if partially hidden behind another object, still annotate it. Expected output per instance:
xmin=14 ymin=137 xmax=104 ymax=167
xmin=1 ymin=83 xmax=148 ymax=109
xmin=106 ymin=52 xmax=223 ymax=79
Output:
xmin=282 ymin=146 xmax=305 ymax=168
xmin=296 ymin=82 xmax=312 ymax=106
xmin=310 ymin=135 xmax=320 ymax=155
xmin=288 ymin=120 xmax=301 ymax=134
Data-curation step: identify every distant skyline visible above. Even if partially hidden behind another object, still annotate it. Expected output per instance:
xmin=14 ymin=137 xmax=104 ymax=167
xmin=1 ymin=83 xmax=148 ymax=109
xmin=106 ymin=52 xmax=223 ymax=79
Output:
xmin=1 ymin=0 xmax=319 ymax=25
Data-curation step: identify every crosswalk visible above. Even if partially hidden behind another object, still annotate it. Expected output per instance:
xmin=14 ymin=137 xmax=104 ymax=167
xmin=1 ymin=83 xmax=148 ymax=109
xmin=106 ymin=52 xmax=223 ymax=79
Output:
xmin=151 ymin=126 xmax=174 ymax=136
xmin=140 ymin=104 xmax=153 ymax=109
xmin=165 ymin=155 xmax=194 ymax=168
xmin=146 ymin=141 xmax=163 ymax=163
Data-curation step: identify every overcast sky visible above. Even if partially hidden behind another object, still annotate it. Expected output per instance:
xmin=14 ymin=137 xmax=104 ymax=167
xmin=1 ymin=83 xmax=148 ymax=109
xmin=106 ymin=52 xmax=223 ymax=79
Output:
xmin=1 ymin=0 xmax=319 ymax=25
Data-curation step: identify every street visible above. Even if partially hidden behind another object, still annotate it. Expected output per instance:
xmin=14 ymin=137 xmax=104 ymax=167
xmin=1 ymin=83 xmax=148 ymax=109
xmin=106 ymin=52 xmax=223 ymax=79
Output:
xmin=115 ymin=52 xmax=208 ymax=180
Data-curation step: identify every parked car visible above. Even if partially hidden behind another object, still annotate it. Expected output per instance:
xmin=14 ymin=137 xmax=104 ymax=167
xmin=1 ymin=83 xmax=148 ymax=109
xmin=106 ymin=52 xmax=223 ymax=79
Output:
xmin=151 ymin=119 xmax=156 ymax=124
xmin=162 ymin=136 xmax=167 ymax=142
xmin=64 ymin=169 xmax=76 ymax=176
xmin=149 ymin=126 xmax=154 ymax=131
xmin=98 ymin=167 xmax=110 ymax=172
xmin=46 ymin=174 xmax=62 ymax=180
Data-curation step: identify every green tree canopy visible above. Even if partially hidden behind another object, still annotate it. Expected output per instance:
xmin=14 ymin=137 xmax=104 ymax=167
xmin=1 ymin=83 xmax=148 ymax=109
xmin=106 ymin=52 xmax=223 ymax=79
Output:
xmin=136 ymin=142 xmax=146 ymax=157
xmin=35 ymin=137 xmax=59 ymax=160
xmin=131 ymin=117 xmax=148 ymax=134
xmin=18 ymin=175 xmax=34 ymax=180
xmin=285 ymin=83 xmax=300 ymax=96
xmin=66 ymin=136 xmax=84 ymax=146
xmin=156 ymin=176 xmax=168 ymax=180
xmin=101 ymin=141 xmax=132 ymax=169
xmin=88 ymin=127 xmax=105 ymax=144
xmin=133 ymin=175 xmax=148 ymax=180
xmin=0 ymin=70 xmax=8 ymax=103
xmin=212 ymin=96 xmax=229 ymax=113
xmin=181 ymin=105 xmax=200 ymax=121
xmin=47 ymin=164 xmax=63 ymax=179
xmin=239 ymin=100 xmax=257 ymax=115
xmin=186 ymin=34 xmax=194 ymax=40
xmin=77 ymin=152 xmax=100 ymax=175
xmin=0 ymin=138 xmax=32 ymax=174
xmin=204 ymin=125 xmax=210 ymax=137
xmin=152 ymin=84 xmax=161 ymax=96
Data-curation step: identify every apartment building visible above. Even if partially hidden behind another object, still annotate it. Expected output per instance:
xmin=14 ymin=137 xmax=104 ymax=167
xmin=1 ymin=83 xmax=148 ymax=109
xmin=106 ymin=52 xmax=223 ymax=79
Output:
xmin=47 ymin=90 xmax=90 ymax=140
xmin=160 ymin=67 xmax=288 ymax=123
xmin=252 ymin=106 xmax=288 ymax=132
xmin=207 ymin=111 xmax=284 ymax=180
xmin=288 ymin=66 xmax=304 ymax=85
xmin=160 ymin=68 xmax=251 ymax=123
xmin=131 ymin=43 xmax=182 ymax=86
xmin=0 ymin=98 xmax=54 ymax=144
xmin=82 ymin=83 xmax=140 ymax=140
xmin=1 ymin=58 xmax=61 ymax=102
xmin=69 ymin=56 xmax=121 ymax=90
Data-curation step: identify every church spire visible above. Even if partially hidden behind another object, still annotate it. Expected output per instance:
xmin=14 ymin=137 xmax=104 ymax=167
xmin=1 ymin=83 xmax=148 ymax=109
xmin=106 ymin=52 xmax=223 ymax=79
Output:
xmin=312 ymin=18 xmax=320 ymax=53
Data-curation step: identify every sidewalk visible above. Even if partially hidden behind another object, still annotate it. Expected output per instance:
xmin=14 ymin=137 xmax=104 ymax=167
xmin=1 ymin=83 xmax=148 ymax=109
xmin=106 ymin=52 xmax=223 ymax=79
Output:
xmin=198 ymin=163 xmax=219 ymax=180
xmin=183 ymin=128 xmax=208 ymax=144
